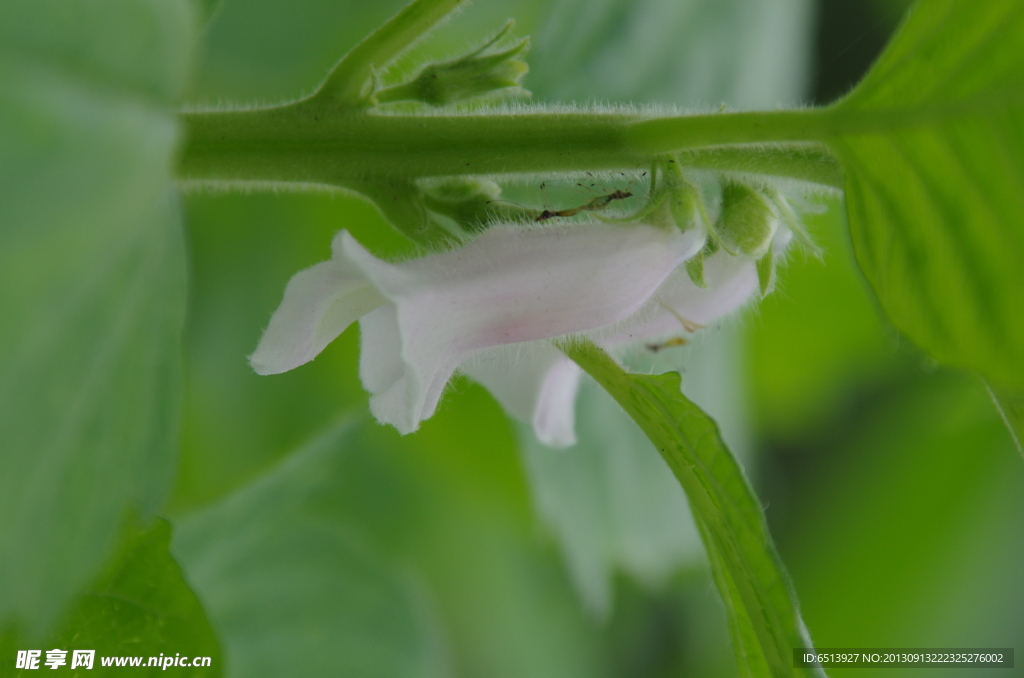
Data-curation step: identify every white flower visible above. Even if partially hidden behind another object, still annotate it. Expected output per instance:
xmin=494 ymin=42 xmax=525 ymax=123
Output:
xmin=250 ymin=221 xmax=766 ymax=447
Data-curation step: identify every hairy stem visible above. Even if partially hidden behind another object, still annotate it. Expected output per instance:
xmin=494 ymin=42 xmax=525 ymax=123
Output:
xmin=177 ymin=103 xmax=845 ymax=189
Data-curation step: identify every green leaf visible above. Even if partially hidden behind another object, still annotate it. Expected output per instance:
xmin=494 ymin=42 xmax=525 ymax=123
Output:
xmin=0 ymin=195 xmax=188 ymax=636
xmin=986 ymin=382 xmax=1024 ymax=458
xmin=0 ymin=0 xmax=194 ymax=636
xmin=747 ymin=197 xmax=898 ymax=438
xmin=827 ymin=0 xmax=1024 ymax=390
xmin=528 ymin=0 xmax=814 ymax=108
xmin=1 ymin=518 xmax=222 ymax=676
xmin=172 ymin=418 xmax=452 ymax=678
xmin=781 ymin=373 xmax=1023 ymax=647
xmin=560 ymin=340 xmax=822 ymax=678
xmin=195 ymin=0 xmax=224 ymax=26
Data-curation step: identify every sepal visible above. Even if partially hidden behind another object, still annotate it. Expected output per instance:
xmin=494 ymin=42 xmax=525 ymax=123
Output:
xmin=755 ymin=242 xmax=776 ymax=297
xmin=685 ymin=251 xmax=707 ymax=288
xmin=715 ymin=180 xmax=778 ymax=258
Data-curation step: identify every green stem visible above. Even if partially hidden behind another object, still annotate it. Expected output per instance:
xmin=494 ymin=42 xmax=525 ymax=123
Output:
xmin=177 ymin=104 xmax=845 ymax=189
xmin=312 ymin=0 xmax=466 ymax=106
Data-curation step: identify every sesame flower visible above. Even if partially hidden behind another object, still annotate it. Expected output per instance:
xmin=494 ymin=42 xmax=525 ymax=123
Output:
xmin=250 ymin=220 xmax=773 ymax=446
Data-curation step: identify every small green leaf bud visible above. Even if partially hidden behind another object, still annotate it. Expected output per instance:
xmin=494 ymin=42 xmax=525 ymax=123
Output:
xmin=716 ymin=181 xmax=777 ymax=259
xmin=375 ymin=21 xmax=529 ymax=106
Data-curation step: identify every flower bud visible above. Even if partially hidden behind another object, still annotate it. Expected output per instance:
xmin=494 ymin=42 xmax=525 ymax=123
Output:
xmin=422 ymin=177 xmax=534 ymax=232
xmin=715 ymin=181 xmax=778 ymax=259
xmin=375 ymin=22 xmax=529 ymax=106
xmin=630 ymin=160 xmax=709 ymax=236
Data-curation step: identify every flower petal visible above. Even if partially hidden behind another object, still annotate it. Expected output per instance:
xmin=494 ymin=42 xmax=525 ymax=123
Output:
xmin=600 ymin=251 xmax=760 ymax=345
xmin=249 ymin=259 xmax=386 ymax=375
xmin=462 ymin=344 xmax=582 ymax=447
xmin=338 ymin=223 xmax=701 ymax=435
xmin=359 ymin=305 xmax=461 ymax=434
xmin=532 ymin=357 xmax=582 ymax=448
xmin=660 ymin=250 xmax=760 ymax=325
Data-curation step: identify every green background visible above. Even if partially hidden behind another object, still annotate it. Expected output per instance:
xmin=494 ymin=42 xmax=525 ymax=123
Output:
xmin=2 ymin=0 xmax=1021 ymax=676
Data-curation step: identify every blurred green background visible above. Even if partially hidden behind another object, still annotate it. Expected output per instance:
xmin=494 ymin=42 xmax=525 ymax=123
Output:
xmin=175 ymin=0 xmax=1024 ymax=675
xmin=3 ymin=0 xmax=1022 ymax=675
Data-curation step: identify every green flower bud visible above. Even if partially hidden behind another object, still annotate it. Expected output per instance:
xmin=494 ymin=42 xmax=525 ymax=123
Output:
xmin=375 ymin=22 xmax=529 ymax=106
xmin=422 ymin=177 xmax=533 ymax=233
xmin=614 ymin=159 xmax=709 ymax=236
xmin=715 ymin=181 xmax=777 ymax=258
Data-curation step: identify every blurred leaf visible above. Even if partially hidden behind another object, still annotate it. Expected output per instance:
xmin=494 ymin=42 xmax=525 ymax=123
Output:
xmin=173 ymin=418 xmax=453 ymax=678
xmin=0 ymin=0 xmax=194 ymax=633
xmin=0 ymin=0 xmax=195 ymax=107
xmin=383 ymin=395 xmax=610 ymax=678
xmin=195 ymin=0 xmax=224 ymax=26
xmin=193 ymin=0 xmax=410 ymax=101
xmin=987 ymin=383 xmax=1024 ymax=458
xmin=0 ymin=518 xmax=221 ymax=676
xmin=519 ymin=379 xmax=702 ymax=618
xmin=779 ymin=373 xmax=1024 ymax=666
xmin=528 ymin=0 xmax=814 ymax=108
xmin=828 ymin=1 xmax=1024 ymax=391
xmin=562 ymin=341 xmax=821 ymax=678
xmin=866 ymin=0 xmax=914 ymax=26
xmin=748 ymin=199 xmax=899 ymax=438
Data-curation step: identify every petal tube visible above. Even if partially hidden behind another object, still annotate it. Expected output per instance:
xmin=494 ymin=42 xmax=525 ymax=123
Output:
xmin=658 ymin=251 xmax=760 ymax=325
xmin=249 ymin=259 xmax=386 ymax=375
xmin=339 ymin=223 xmax=702 ymax=435
xmin=600 ymin=251 xmax=759 ymax=345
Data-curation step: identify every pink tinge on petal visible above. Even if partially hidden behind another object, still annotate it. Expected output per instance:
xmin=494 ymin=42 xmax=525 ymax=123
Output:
xmin=340 ymin=224 xmax=703 ymax=438
xmin=341 ymin=224 xmax=703 ymax=348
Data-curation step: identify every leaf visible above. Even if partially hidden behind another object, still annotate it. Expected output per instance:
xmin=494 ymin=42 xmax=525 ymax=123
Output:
xmin=560 ymin=340 xmax=822 ymax=678
xmin=0 ymin=0 xmax=194 ymax=636
xmin=172 ymin=418 xmax=453 ymax=678
xmin=195 ymin=0 xmax=224 ymax=26
xmin=781 ymin=373 xmax=1024 ymax=646
xmin=986 ymin=383 xmax=1024 ymax=458
xmin=826 ymin=0 xmax=1024 ymax=390
xmin=527 ymin=0 xmax=815 ymax=108
xmin=1 ymin=518 xmax=222 ymax=676
xmin=747 ymin=197 xmax=898 ymax=438
xmin=518 ymin=379 xmax=702 ymax=619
